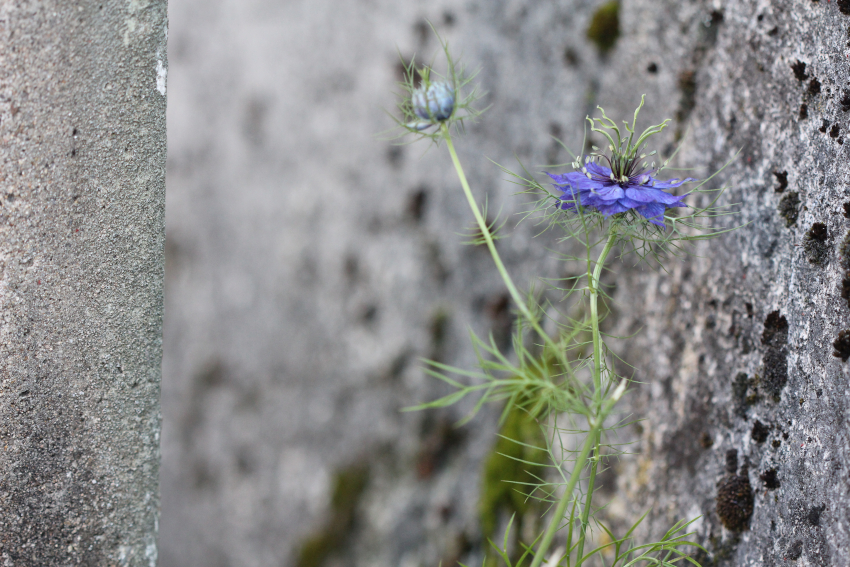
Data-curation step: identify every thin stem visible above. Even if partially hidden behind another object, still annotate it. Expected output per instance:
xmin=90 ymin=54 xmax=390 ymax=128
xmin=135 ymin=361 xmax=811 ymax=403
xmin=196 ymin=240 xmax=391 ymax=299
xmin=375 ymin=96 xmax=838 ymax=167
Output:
xmin=590 ymin=232 xmax=616 ymax=394
xmin=443 ymin=126 xmax=552 ymax=346
xmin=574 ymin=431 xmax=600 ymax=563
xmin=574 ymin=231 xmax=615 ymax=564
xmin=528 ymin=381 xmax=627 ymax=567
xmin=530 ymin=420 xmax=600 ymax=567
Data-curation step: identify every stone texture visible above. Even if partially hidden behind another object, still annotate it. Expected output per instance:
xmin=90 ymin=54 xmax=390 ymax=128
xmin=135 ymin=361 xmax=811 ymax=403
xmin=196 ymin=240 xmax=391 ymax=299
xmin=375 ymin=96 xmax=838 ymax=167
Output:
xmin=161 ymin=0 xmax=850 ymax=566
xmin=0 ymin=1 xmax=167 ymax=565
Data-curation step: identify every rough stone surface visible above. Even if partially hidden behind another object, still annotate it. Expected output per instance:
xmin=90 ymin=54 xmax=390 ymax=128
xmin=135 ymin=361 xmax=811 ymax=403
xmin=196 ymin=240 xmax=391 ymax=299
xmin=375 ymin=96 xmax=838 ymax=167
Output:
xmin=161 ymin=0 xmax=850 ymax=566
xmin=0 ymin=1 xmax=167 ymax=565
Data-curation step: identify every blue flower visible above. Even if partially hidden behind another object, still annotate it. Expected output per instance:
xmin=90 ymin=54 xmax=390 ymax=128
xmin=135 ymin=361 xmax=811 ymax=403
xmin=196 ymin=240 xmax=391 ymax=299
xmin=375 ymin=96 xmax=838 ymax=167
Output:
xmin=547 ymin=157 xmax=694 ymax=227
xmin=408 ymin=82 xmax=455 ymax=130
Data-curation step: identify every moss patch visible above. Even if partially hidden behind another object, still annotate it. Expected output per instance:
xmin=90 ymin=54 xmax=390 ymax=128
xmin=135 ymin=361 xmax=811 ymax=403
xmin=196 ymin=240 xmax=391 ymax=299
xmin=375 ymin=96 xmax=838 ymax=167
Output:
xmin=296 ymin=464 xmax=369 ymax=567
xmin=761 ymin=311 xmax=789 ymax=400
xmin=731 ymin=372 xmax=759 ymax=418
xmin=716 ymin=465 xmax=753 ymax=531
xmin=803 ymin=222 xmax=829 ymax=265
xmin=479 ymin=406 xmax=548 ymax=559
xmin=586 ymin=2 xmax=620 ymax=54
xmin=778 ymin=191 xmax=800 ymax=227
xmin=833 ymin=330 xmax=850 ymax=361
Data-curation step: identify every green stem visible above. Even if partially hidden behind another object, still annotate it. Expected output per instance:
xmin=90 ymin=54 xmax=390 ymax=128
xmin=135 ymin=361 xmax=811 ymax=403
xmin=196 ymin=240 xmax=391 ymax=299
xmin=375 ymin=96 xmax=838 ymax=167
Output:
xmin=574 ymin=232 xmax=616 ymax=563
xmin=528 ymin=381 xmax=626 ymax=567
xmin=590 ymin=232 xmax=617 ymax=394
xmin=443 ymin=125 xmax=622 ymax=567
xmin=574 ymin=431 xmax=600 ymax=564
xmin=530 ymin=419 xmax=601 ymax=567
xmin=443 ymin=126 xmax=551 ymax=345
xmin=531 ymin=233 xmax=615 ymax=567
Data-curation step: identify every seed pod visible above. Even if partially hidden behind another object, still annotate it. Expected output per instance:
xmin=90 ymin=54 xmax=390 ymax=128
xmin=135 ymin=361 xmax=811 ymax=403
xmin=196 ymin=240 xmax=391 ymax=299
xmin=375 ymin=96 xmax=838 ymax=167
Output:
xmin=412 ymin=82 xmax=455 ymax=122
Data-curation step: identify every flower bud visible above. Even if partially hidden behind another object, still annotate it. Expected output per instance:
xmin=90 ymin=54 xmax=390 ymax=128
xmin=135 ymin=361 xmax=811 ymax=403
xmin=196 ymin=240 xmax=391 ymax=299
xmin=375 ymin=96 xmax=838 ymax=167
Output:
xmin=412 ymin=82 xmax=455 ymax=122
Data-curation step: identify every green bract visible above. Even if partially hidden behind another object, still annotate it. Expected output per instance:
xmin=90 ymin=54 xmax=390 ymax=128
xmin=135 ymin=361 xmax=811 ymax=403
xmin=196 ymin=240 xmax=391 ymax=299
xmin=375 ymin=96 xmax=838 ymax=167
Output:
xmin=386 ymin=27 xmax=486 ymax=143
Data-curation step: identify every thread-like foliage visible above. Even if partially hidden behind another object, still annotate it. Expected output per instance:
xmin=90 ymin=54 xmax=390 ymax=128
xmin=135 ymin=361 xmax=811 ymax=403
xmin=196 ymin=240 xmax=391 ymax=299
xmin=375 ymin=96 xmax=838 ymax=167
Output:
xmin=390 ymin=30 xmax=738 ymax=567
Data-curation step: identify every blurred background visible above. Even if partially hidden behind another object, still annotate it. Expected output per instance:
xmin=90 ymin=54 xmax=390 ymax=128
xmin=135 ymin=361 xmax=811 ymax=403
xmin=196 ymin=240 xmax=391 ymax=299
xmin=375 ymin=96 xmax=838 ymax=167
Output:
xmin=159 ymin=0 xmax=728 ymax=565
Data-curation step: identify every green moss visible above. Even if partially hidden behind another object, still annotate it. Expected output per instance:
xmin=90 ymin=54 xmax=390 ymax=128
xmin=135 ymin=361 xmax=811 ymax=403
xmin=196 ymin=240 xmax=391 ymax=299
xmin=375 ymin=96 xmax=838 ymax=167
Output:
xmin=731 ymin=373 xmax=759 ymax=418
xmin=777 ymin=192 xmax=800 ymax=227
xmin=587 ymin=2 xmax=620 ymax=54
xmin=479 ymin=405 xmax=548 ymax=556
xmin=803 ymin=222 xmax=829 ymax=265
xmin=296 ymin=464 xmax=369 ymax=567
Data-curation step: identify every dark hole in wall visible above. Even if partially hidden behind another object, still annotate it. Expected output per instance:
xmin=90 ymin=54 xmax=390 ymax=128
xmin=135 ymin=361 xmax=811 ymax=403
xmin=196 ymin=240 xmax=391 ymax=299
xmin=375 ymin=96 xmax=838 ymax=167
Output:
xmin=830 ymin=124 xmax=841 ymax=138
xmin=819 ymin=119 xmax=830 ymax=133
xmin=484 ymin=292 xmax=514 ymax=351
xmin=386 ymin=146 xmax=404 ymax=168
xmin=833 ymin=330 xmax=850 ymax=361
xmin=808 ymin=223 xmax=828 ymax=241
xmin=778 ymin=192 xmax=800 ymax=227
xmin=751 ymin=420 xmax=769 ymax=443
xmin=773 ymin=170 xmax=788 ymax=192
xmin=359 ymin=304 xmax=379 ymax=325
xmin=804 ymin=222 xmax=830 ymax=265
xmin=791 ymin=60 xmax=808 ymax=81
xmin=762 ymin=311 xmax=789 ymax=399
xmin=407 ymin=186 xmax=428 ymax=223
xmin=429 ymin=309 xmax=450 ymax=362
xmin=839 ymin=0 xmax=850 ymax=15
xmin=799 ymin=103 xmax=808 ymax=120
xmin=760 ymin=468 xmax=780 ymax=489
xmin=762 ymin=311 xmax=789 ymax=347
xmin=841 ymin=91 xmax=850 ymax=112
xmin=808 ymin=78 xmax=821 ymax=95
xmin=786 ymin=540 xmax=803 ymax=561
xmin=647 ymin=62 xmax=658 ymax=73
xmin=732 ymin=372 xmax=758 ymax=418
xmin=563 ymin=47 xmax=580 ymax=67
xmin=808 ymin=504 xmax=826 ymax=526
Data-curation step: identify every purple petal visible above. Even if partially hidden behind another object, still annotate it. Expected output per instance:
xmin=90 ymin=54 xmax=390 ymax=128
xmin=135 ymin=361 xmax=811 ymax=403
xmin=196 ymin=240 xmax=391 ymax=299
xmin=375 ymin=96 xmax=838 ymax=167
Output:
xmin=584 ymin=161 xmax=612 ymax=178
xmin=591 ymin=184 xmax=625 ymax=201
xmin=635 ymin=203 xmax=667 ymax=227
xmin=624 ymin=186 xmax=686 ymax=205
xmin=595 ymin=201 xmax=631 ymax=216
xmin=648 ymin=176 xmax=698 ymax=190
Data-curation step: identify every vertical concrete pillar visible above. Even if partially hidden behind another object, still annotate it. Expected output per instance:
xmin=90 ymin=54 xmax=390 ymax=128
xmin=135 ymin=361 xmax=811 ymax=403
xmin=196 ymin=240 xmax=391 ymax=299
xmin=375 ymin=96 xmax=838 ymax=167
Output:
xmin=0 ymin=1 xmax=166 ymax=565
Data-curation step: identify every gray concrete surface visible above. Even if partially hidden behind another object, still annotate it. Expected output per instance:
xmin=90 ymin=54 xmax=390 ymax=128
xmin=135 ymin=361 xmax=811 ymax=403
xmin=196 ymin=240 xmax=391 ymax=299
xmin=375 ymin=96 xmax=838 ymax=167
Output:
xmin=161 ymin=0 xmax=850 ymax=566
xmin=0 ymin=1 xmax=167 ymax=565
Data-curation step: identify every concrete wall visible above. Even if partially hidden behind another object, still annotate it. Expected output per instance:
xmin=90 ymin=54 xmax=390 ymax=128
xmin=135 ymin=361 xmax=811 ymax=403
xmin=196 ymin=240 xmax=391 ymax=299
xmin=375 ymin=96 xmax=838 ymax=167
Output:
xmin=161 ymin=0 xmax=850 ymax=566
xmin=0 ymin=1 xmax=167 ymax=565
